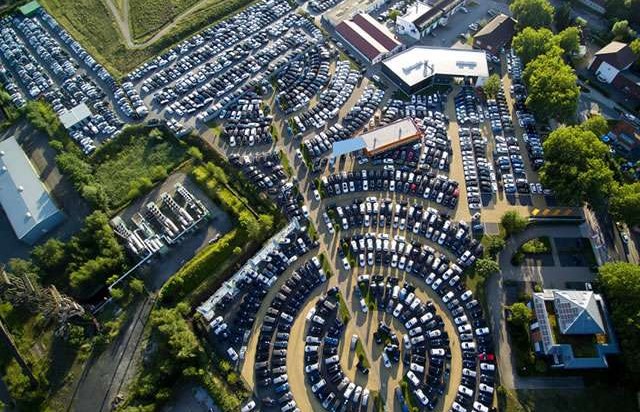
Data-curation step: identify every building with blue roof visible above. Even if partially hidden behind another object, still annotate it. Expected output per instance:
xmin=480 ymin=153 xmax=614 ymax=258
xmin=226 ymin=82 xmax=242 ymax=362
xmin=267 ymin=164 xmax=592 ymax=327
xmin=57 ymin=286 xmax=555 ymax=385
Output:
xmin=0 ymin=137 xmax=64 ymax=244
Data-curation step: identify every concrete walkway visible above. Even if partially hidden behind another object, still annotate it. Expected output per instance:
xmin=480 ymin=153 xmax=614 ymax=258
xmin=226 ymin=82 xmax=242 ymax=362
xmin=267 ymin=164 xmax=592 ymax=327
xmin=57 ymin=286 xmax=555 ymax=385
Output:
xmin=487 ymin=224 xmax=593 ymax=390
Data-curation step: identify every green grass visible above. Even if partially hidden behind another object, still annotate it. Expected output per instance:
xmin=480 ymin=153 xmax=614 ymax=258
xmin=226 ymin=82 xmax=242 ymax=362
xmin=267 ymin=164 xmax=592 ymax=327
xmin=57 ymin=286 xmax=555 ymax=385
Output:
xmin=40 ymin=0 xmax=258 ymax=77
xmin=400 ymin=380 xmax=418 ymax=412
xmin=336 ymin=292 xmax=351 ymax=324
xmin=306 ymin=220 xmax=318 ymax=241
xmin=501 ymin=387 xmax=639 ymax=412
xmin=93 ymin=132 xmax=186 ymax=209
xmin=279 ymin=149 xmax=293 ymax=177
xmin=354 ymin=339 xmax=370 ymax=369
xmin=319 ymin=253 xmax=333 ymax=278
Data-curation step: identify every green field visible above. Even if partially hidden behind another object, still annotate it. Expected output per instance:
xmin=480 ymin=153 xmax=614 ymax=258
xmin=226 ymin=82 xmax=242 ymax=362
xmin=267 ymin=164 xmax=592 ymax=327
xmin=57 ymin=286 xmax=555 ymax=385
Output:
xmin=503 ymin=388 xmax=638 ymax=412
xmin=94 ymin=131 xmax=186 ymax=209
xmin=39 ymin=0 xmax=258 ymax=77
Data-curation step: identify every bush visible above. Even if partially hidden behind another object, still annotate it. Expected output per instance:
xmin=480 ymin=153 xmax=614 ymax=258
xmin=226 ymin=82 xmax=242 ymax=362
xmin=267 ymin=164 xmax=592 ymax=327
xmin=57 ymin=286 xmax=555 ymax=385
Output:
xmin=501 ymin=211 xmax=528 ymax=237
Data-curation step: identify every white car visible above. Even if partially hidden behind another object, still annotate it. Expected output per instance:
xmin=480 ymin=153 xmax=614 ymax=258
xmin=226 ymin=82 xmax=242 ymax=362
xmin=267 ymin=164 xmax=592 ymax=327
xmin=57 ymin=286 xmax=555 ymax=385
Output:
xmin=325 ymin=355 xmax=339 ymax=364
xmin=406 ymin=370 xmax=421 ymax=386
xmin=479 ymin=383 xmax=494 ymax=394
xmin=452 ymin=401 xmax=467 ymax=412
xmin=361 ymin=388 xmax=370 ymax=406
xmin=313 ymin=189 xmax=321 ymax=200
xmin=480 ymin=362 xmax=496 ymax=372
xmin=474 ymin=401 xmax=489 ymax=412
xmin=461 ymin=341 xmax=476 ymax=351
xmin=430 ymin=348 xmax=445 ymax=357
xmin=305 ymin=363 xmax=319 ymax=373
xmin=241 ymin=400 xmax=256 ymax=412
xmin=381 ymin=351 xmax=391 ymax=368
xmin=312 ymin=379 xmax=326 ymax=393
xmin=414 ymin=388 xmax=429 ymax=406
xmin=410 ymin=363 xmax=425 ymax=373
xmin=342 ymin=258 xmax=351 ymax=271
xmin=475 ymin=327 xmax=490 ymax=336
xmin=458 ymin=385 xmax=474 ymax=397
xmin=462 ymin=368 xmax=477 ymax=377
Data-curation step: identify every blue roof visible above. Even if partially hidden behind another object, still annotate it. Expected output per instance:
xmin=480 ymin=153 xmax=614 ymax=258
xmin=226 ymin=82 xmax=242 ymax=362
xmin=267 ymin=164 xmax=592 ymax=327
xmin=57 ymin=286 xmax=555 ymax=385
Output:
xmin=0 ymin=137 xmax=62 ymax=241
xmin=332 ymin=137 xmax=366 ymax=157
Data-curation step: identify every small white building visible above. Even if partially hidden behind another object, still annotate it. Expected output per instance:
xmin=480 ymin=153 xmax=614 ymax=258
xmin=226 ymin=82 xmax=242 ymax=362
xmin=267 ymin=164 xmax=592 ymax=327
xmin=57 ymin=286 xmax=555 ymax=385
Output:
xmin=395 ymin=0 xmax=466 ymax=39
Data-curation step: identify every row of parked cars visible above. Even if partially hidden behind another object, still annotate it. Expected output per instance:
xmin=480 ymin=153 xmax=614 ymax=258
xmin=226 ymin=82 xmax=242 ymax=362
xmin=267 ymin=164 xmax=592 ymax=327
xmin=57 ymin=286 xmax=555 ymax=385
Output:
xmin=230 ymin=152 xmax=307 ymax=220
xmin=303 ymin=85 xmax=384 ymax=159
xmin=294 ymin=60 xmax=360 ymax=131
xmin=358 ymin=275 xmax=450 ymax=410
xmin=303 ymin=289 xmax=371 ymax=411
xmin=320 ymin=168 xmax=461 ymax=209
xmin=222 ymin=95 xmax=274 ymax=146
xmin=276 ymin=44 xmax=331 ymax=114
xmin=308 ymin=0 xmax=343 ymax=13
xmin=130 ymin=0 xmax=292 ymax=84
xmin=208 ymin=225 xmax=315 ymax=360
xmin=254 ymin=257 xmax=327 ymax=411
xmin=332 ymin=198 xmax=477 ymax=259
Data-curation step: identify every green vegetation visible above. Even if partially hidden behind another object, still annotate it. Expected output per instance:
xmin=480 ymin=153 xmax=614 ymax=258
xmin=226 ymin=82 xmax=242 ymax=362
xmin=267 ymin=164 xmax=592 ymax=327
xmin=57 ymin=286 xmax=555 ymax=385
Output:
xmin=483 ymin=234 xmax=506 ymax=259
xmin=307 ymin=220 xmax=318 ymax=241
xmin=522 ymin=51 xmax=579 ymax=123
xmin=0 ymin=86 xmax=21 ymax=129
xmin=336 ymin=292 xmax=351 ymax=324
xmin=598 ymin=262 xmax=640 ymax=387
xmin=512 ymin=27 xmax=560 ymax=65
xmin=610 ymin=183 xmax=640 ymax=227
xmin=510 ymin=0 xmax=554 ymax=29
xmin=520 ymin=237 xmax=551 ymax=254
xmin=279 ymin=149 xmax=293 ymax=177
xmin=482 ymin=73 xmax=501 ymax=98
xmin=540 ymin=125 xmax=615 ymax=209
xmin=400 ymin=380 xmax=418 ymax=412
xmin=93 ymin=128 xmax=187 ymax=209
xmin=122 ymin=303 xmax=247 ymax=411
xmin=501 ymin=211 xmax=528 ymax=237
xmin=129 ymin=0 xmax=201 ymax=40
xmin=506 ymin=302 xmax=536 ymax=375
xmin=354 ymin=339 xmax=370 ymax=369
xmin=319 ymin=253 xmax=333 ymax=278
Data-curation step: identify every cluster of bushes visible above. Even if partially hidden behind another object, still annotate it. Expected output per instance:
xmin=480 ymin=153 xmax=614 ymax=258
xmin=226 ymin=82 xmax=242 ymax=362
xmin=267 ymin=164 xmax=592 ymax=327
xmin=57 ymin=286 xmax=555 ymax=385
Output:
xmin=506 ymin=302 xmax=537 ymax=375
xmin=23 ymin=211 xmax=127 ymax=300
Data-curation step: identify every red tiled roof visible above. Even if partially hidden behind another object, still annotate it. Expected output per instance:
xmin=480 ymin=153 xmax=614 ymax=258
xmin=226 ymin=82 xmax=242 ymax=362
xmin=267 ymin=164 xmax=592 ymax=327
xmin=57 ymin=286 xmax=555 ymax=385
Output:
xmin=352 ymin=13 xmax=399 ymax=51
xmin=336 ymin=13 xmax=400 ymax=61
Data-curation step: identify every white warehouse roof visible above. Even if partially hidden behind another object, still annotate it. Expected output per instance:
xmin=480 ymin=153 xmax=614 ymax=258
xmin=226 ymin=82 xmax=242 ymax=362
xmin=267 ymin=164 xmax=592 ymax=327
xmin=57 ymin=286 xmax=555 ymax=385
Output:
xmin=382 ymin=46 xmax=490 ymax=87
xmin=59 ymin=102 xmax=91 ymax=130
xmin=0 ymin=137 xmax=62 ymax=242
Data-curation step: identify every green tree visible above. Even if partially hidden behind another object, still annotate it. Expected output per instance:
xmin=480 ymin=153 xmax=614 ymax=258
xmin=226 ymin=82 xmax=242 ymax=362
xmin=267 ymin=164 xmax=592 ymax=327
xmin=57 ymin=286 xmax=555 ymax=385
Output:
xmin=509 ymin=302 xmax=533 ymax=328
xmin=31 ymin=238 xmax=67 ymax=277
xmin=388 ymin=9 xmax=400 ymax=20
xmin=630 ymin=38 xmax=640 ymax=55
xmin=510 ymin=0 xmax=554 ymax=29
xmin=501 ymin=211 xmax=528 ymax=236
xmin=523 ymin=52 xmax=579 ymax=122
xmin=129 ymin=278 xmax=145 ymax=295
xmin=610 ymin=183 xmax=640 ymax=227
xmin=554 ymin=26 xmax=581 ymax=57
xmin=482 ymin=74 xmax=502 ymax=98
xmin=598 ymin=262 xmax=640 ymax=386
xmin=485 ymin=234 xmax=506 ymax=258
xmin=512 ymin=27 xmax=559 ymax=65
xmin=238 ymin=211 xmax=261 ymax=238
xmin=233 ymin=246 xmax=242 ymax=255
xmin=555 ymin=3 xmax=573 ymax=30
xmin=581 ymin=114 xmax=609 ymax=138
xmin=187 ymin=146 xmax=204 ymax=162
xmin=474 ymin=258 xmax=501 ymax=279
xmin=540 ymin=126 xmax=615 ymax=207
xmin=612 ymin=20 xmax=637 ymax=41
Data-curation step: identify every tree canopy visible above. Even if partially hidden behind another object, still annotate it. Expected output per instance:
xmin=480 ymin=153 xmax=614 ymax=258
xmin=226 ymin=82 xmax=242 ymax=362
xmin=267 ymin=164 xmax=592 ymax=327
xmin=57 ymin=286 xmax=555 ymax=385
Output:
xmin=554 ymin=3 xmax=572 ymax=30
xmin=474 ymin=258 xmax=501 ymax=279
xmin=523 ymin=52 xmax=579 ymax=122
xmin=610 ymin=182 xmax=640 ymax=227
xmin=540 ymin=126 xmax=615 ymax=207
xmin=581 ymin=114 xmax=609 ymax=138
xmin=501 ymin=211 xmax=528 ymax=236
xmin=598 ymin=262 xmax=640 ymax=386
xmin=482 ymin=74 xmax=502 ymax=99
xmin=611 ymin=20 xmax=637 ymax=41
xmin=554 ymin=26 xmax=581 ymax=57
xmin=510 ymin=0 xmax=554 ymax=29
xmin=512 ymin=27 xmax=559 ymax=65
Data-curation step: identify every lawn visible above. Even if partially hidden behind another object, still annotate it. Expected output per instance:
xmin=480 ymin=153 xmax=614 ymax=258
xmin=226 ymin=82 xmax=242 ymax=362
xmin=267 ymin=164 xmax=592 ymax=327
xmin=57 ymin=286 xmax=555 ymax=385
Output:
xmin=93 ymin=131 xmax=187 ymax=209
xmin=502 ymin=387 xmax=638 ymax=412
xmin=129 ymin=0 xmax=201 ymax=40
xmin=336 ymin=292 xmax=351 ymax=324
xmin=354 ymin=339 xmax=370 ymax=369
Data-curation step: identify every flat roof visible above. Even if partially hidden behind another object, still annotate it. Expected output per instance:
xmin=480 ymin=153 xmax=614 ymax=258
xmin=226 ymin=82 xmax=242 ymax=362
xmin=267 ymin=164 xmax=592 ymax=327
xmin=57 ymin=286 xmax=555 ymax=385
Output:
xmin=19 ymin=1 xmax=41 ymax=16
xmin=59 ymin=103 xmax=91 ymax=130
xmin=332 ymin=137 xmax=366 ymax=157
xmin=382 ymin=46 xmax=489 ymax=87
xmin=360 ymin=117 xmax=421 ymax=152
xmin=400 ymin=2 xmax=435 ymax=24
xmin=0 ymin=137 xmax=61 ymax=240
xmin=336 ymin=13 xmax=400 ymax=61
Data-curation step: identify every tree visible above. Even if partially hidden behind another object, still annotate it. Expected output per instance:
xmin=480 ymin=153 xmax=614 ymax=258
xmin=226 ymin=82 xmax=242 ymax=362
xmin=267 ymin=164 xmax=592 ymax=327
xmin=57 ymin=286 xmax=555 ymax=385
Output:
xmin=388 ymin=9 xmax=400 ymax=21
xmin=630 ymin=38 xmax=640 ymax=55
xmin=509 ymin=302 xmax=533 ymax=328
xmin=512 ymin=27 xmax=559 ymax=65
xmin=474 ymin=258 xmax=500 ymax=280
xmin=581 ymin=114 xmax=609 ymax=138
xmin=31 ymin=238 xmax=67 ymax=277
xmin=485 ymin=235 xmax=506 ymax=258
xmin=482 ymin=74 xmax=501 ymax=98
xmin=540 ymin=126 xmax=615 ymax=207
xmin=187 ymin=146 xmax=203 ymax=163
xmin=598 ymin=262 xmax=640 ymax=386
xmin=238 ymin=211 xmax=261 ymax=238
xmin=610 ymin=183 xmax=640 ymax=227
xmin=523 ymin=52 xmax=579 ymax=122
xmin=555 ymin=3 xmax=573 ymax=30
xmin=554 ymin=26 xmax=581 ymax=57
xmin=510 ymin=0 xmax=554 ymax=29
xmin=501 ymin=211 xmax=528 ymax=236
xmin=129 ymin=278 xmax=145 ymax=295
xmin=612 ymin=20 xmax=637 ymax=41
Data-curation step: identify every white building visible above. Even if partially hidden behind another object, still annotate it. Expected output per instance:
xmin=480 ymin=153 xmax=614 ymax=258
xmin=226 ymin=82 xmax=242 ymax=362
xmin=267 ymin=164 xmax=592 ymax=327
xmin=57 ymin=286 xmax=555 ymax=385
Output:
xmin=395 ymin=0 xmax=466 ymax=39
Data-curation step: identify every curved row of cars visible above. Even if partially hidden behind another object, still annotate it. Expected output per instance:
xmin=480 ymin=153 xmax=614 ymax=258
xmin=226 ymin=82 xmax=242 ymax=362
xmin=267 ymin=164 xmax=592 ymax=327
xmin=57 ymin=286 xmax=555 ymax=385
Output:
xmin=302 ymin=290 xmax=371 ymax=411
xmin=254 ymin=257 xmax=327 ymax=411
xmin=320 ymin=168 xmax=461 ymax=209
xmin=222 ymin=94 xmax=274 ymax=147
